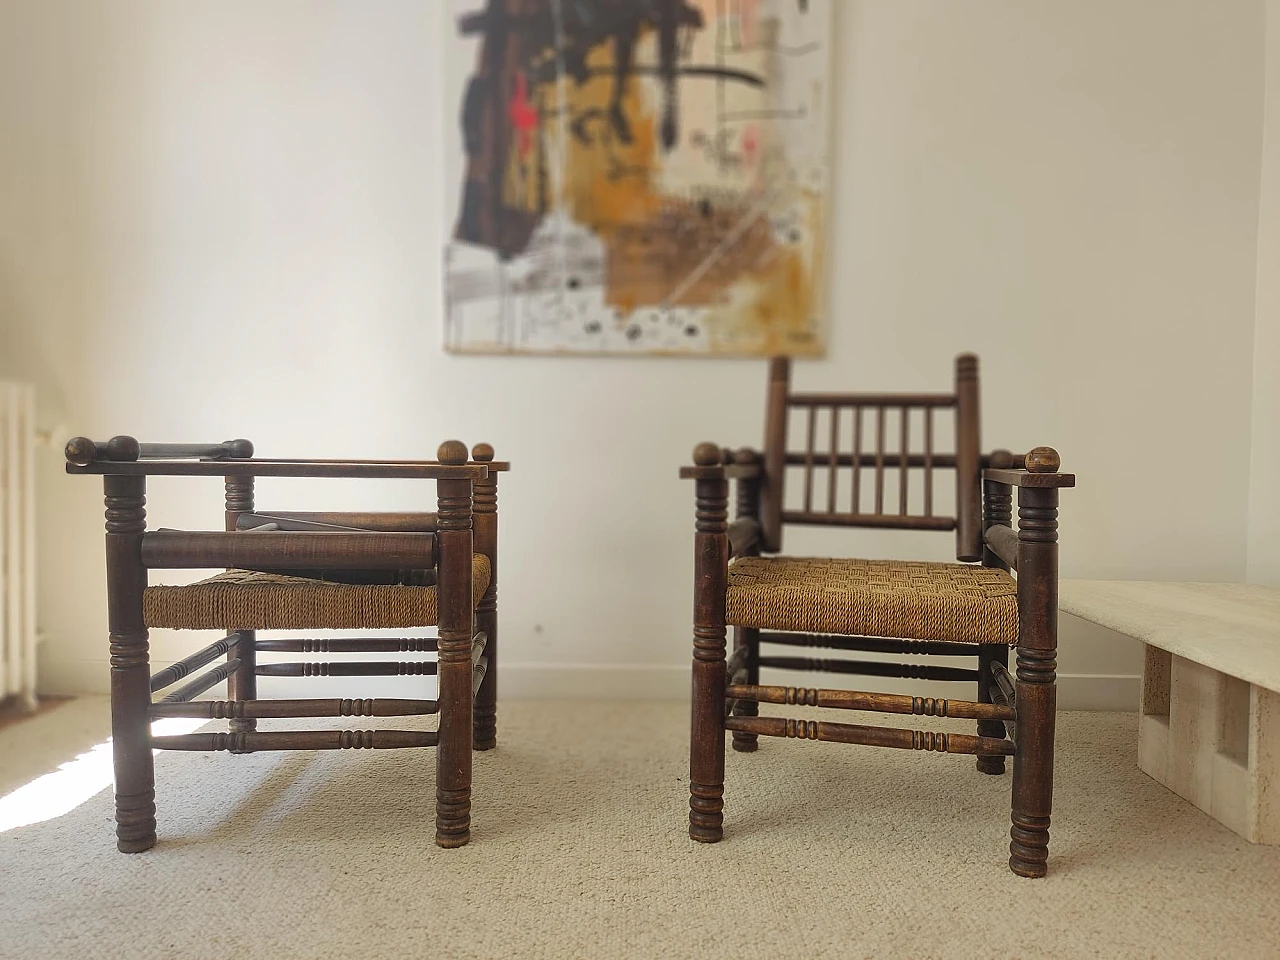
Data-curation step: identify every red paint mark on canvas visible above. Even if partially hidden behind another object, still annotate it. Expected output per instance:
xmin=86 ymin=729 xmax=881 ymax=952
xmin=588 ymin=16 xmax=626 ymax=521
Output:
xmin=509 ymin=71 xmax=538 ymax=158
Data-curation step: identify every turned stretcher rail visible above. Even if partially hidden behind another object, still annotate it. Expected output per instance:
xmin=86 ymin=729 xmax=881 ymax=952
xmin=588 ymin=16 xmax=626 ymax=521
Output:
xmin=149 ymin=634 xmax=239 ymax=692
xmin=152 ymin=730 xmax=439 ymax=752
xmin=256 ymin=661 xmax=439 ymax=678
xmin=148 ymin=698 xmax=440 ymax=719
xmin=160 ymin=659 xmax=241 ymax=703
xmin=727 ymin=684 xmax=1016 ymax=721
xmin=254 ymin=637 xmax=439 ymax=653
xmin=724 ymin=715 xmax=1016 ymax=755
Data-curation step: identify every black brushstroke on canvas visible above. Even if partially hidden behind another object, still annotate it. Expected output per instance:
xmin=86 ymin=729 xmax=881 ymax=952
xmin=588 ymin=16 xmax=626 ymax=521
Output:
xmin=453 ymin=0 xmax=775 ymax=259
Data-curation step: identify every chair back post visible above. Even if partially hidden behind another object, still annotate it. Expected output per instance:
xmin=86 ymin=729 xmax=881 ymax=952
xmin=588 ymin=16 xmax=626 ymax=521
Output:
xmin=761 ymin=357 xmax=791 ymax=553
xmin=434 ymin=440 xmax=475 ymax=849
xmin=470 ymin=442 xmax=499 ymax=751
xmin=954 ymin=354 xmax=982 ymax=561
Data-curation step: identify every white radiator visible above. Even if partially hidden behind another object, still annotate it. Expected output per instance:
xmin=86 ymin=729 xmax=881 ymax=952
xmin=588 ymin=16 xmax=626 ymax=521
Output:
xmin=0 ymin=381 xmax=37 ymax=710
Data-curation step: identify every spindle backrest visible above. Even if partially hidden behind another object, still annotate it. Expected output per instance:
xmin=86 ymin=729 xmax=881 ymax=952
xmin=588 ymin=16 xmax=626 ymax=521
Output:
xmin=759 ymin=354 xmax=983 ymax=561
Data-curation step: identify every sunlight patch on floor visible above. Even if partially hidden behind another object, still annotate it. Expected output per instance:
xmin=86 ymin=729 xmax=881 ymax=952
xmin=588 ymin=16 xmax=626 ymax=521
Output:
xmin=0 ymin=718 xmax=204 ymax=833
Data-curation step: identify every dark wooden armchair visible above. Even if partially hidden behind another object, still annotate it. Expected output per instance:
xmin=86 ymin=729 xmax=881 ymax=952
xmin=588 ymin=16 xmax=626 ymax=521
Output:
xmin=681 ymin=355 xmax=1076 ymax=877
xmin=64 ymin=436 xmax=506 ymax=853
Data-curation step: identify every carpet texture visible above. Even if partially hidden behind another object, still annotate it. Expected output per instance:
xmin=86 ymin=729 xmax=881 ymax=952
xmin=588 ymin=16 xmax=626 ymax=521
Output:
xmin=2 ymin=701 xmax=1278 ymax=959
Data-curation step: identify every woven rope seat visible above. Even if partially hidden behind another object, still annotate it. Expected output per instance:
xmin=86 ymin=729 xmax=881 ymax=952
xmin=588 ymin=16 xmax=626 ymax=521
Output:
xmin=726 ymin=556 xmax=1018 ymax=645
xmin=144 ymin=554 xmax=490 ymax=631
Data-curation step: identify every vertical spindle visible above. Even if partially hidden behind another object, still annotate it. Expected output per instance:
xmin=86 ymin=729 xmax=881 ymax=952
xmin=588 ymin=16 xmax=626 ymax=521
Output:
xmin=827 ymin=406 xmax=840 ymax=515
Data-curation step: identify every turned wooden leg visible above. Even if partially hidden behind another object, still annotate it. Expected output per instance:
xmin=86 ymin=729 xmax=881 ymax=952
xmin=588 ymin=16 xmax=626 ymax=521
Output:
xmin=471 ymin=444 xmax=498 ymax=751
xmin=105 ymin=474 xmax=157 ymax=853
xmin=731 ymin=627 xmax=760 ymax=753
xmin=1009 ymin=486 xmax=1058 ymax=878
xmin=976 ymin=645 xmax=1009 ymax=775
xmin=435 ymin=443 xmax=473 ymax=848
xmin=689 ymin=448 xmax=728 ymax=843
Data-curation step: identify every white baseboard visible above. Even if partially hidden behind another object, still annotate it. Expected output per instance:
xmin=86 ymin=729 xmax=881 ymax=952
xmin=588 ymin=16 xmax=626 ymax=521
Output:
xmin=40 ymin=657 xmax=1141 ymax=712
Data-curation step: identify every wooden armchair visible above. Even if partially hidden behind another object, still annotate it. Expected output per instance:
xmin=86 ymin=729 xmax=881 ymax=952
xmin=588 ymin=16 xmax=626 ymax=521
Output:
xmin=64 ymin=436 xmax=507 ymax=853
xmin=681 ymin=355 xmax=1075 ymax=877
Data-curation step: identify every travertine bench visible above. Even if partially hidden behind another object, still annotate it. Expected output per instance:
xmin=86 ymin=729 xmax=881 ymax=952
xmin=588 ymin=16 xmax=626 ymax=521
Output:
xmin=1059 ymin=580 xmax=1279 ymax=843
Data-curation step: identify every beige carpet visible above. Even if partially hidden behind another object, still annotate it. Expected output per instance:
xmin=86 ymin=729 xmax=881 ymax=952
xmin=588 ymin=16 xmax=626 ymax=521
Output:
xmin=1 ymin=701 xmax=1278 ymax=959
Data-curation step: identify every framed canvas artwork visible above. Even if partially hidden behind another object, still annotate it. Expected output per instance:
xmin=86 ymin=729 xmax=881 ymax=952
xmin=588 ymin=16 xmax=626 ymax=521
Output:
xmin=443 ymin=0 xmax=833 ymax=357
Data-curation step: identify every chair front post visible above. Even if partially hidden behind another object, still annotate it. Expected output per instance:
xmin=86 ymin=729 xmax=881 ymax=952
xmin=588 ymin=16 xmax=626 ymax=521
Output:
xmin=471 ymin=443 xmax=498 ymax=751
xmin=689 ymin=443 xmax=729 ymax=842
xmin=1009 ymin=482 xmax=1060 ymax=877
xmin=435 ymin=440 xmax=474 ymax=848
xmin=104 ymin=473 xmax=157 ymax=852
xmin=224 ymin=473 xmax=256 ymax=744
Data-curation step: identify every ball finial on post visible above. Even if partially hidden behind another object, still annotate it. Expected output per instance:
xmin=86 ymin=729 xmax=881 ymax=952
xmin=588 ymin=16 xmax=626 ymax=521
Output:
xmin=1025 ymin=447 xmax=1061 ymax=473
xmin=104 ymin=436 xmax=141 ymax=462
xmin=64 ymin=437 xmax=97 ymax=466
xmin=471 ymin=442 xmax=495 ymax=463
xmin=437 ymin=440 xmax=469 ymax=465
xmin=692 ymin=442 xmax=722 ymax=467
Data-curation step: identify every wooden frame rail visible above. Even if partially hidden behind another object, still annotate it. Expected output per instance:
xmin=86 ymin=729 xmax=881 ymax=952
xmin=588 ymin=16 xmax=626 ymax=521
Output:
xmin=152 ymin=730 xmax=439 ymax=752
xmin=756 ymin=655 xmax=979 ymax=682
xmin=254 ymin=638 xmax=438 ymax=653
xmin=255 ymin=662 xmax=439 ymax=678
xmin=781 ymin=512 xmax=955 ymax=531
xmin=65 ymin=436 xmax=253 ymax=465
xmin=723 ymin=715 xmax=1015 ymax=756
xmin=149 ymin=634 xmax=239 ymax=693
xmin=758 ymin=632 xmax=981 ymax=658
xmin=140 ymin=530 xmax=436 ymax=570
xmin=148 ymin=698 xmax=439 ymax=719
xmin=727 ymin=684 xmax=1015 ymax=721
xmin=67 ymin=460 xmax=487 ymax=480
xmin=160 ymin=660 xmax=241 ymax=703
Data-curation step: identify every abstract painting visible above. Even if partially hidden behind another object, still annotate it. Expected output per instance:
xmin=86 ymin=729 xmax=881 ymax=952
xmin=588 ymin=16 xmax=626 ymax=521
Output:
xmin=443 ymin=0 xmax=832 ymax=356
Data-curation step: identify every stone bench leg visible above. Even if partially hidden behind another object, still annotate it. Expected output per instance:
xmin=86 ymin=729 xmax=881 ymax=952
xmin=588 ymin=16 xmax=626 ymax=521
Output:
xmin=1139 ymin=645 xmax=1280 ymax=843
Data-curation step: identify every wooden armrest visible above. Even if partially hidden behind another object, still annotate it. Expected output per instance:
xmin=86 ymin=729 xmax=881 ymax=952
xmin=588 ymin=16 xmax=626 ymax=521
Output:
xmin=982 ymin=447 xmax=1075 ymax=488
xmin=67 ymin=460 xmax=487 ymax=480
xmin=65 ymin=438 xmax=503 ymax=478
xmin=65 ymin=436 xmax=253 ymax=465
xmin=140 ymin=530 xmax=436 ymax=570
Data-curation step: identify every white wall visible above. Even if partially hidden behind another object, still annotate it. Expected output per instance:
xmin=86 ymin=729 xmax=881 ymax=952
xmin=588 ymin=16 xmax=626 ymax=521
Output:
xmin=3 ymin=1 xmax=1271 ymax=706
xmin=1249 ymin=0 xmax=1280 ymax=586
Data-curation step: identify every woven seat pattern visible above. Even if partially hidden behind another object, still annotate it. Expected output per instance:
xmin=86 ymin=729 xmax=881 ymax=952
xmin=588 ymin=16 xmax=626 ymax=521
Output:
xmin=144 ymin=555 xmax=490 ymax=630
xmin=726 ymin=556 xmax=1018 ymax=645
